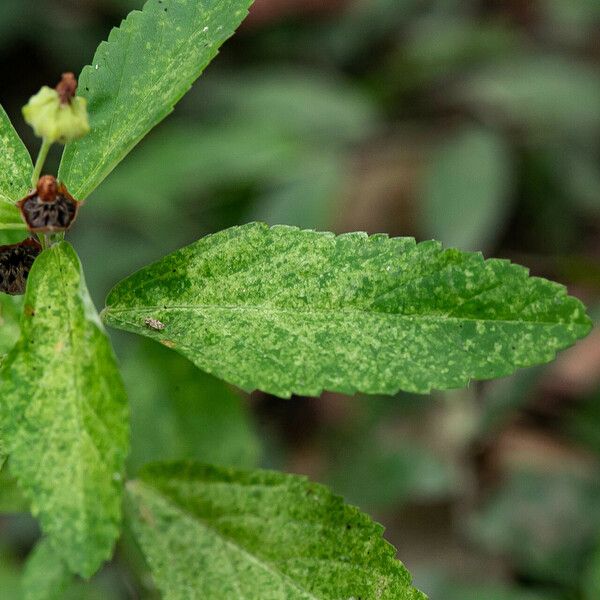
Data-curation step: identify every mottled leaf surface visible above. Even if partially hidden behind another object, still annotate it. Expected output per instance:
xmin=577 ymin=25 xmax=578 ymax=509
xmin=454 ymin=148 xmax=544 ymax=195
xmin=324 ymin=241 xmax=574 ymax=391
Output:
xmin=102 ymin=223 xmax=592 ymax=398
xmin=22 ymin=538 xmax=70 ymax=600
xmin=0 ymin=462 xmax=28 ymax=513
xmin=127 ymin=462 xmax=426 ymax=600
xmin=58 ymin=0 xmax=253 ymax=200
xmin=0 ymin=105 xmax=31 ymax=203
xmin=0 ymin=105 xmax=31 ymax=229
xmin=0 ymin=294 xmax=23 ymax=358
xmin=0 ymin=242 xmax=129 ymax=577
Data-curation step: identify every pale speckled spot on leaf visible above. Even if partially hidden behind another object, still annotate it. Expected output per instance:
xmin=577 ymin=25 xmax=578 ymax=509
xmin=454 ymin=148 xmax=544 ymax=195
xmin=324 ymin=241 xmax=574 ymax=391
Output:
xmin=58 ymin=0 xmax=253 ymax=200
xmin=102 ymin=222 xmax=592 ymax=398
xmin=0 ymin=105 xmax=32 ymax=206
xmin=127 ymin=461 xmax=427 ymax=600
xmin=0 ymin=242 xmax=129 ymax=577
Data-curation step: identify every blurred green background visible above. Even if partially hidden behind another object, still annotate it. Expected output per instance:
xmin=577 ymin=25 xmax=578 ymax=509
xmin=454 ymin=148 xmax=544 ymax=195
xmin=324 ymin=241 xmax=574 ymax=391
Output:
xmin=2 ymin=0 xmax=600 ymax=598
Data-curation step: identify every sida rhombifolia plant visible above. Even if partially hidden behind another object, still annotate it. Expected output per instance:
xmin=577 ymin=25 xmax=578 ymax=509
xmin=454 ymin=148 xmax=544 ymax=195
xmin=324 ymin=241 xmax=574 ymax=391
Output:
xmin=0 ymin=1 xmax=592 ymax=598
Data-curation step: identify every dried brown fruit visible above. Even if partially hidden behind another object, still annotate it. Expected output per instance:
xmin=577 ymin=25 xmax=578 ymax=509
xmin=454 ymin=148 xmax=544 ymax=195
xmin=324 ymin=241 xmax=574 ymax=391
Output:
xmin=0 ymin=238 xmax=42 ymax=295
xmin=18 ymin=175 xmax=80 ymax=233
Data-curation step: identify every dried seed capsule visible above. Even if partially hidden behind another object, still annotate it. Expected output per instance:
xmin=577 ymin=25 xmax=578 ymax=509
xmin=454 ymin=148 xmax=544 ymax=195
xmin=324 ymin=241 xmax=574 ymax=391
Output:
xmin=18 ymin=175 xmax=80 ymax=233
xmin=0 ymin=238 xmax=42 ymax=295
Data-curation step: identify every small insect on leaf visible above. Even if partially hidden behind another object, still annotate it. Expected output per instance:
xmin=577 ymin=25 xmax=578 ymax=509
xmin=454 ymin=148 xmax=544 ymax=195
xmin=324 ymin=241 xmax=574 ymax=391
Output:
xmin=144 ymin=318 xmax=165 ymax=331
xmin=18 ymin=175 xmax=80 ymax=233
xmin=0 ymin=237 xmax=42 ymax=295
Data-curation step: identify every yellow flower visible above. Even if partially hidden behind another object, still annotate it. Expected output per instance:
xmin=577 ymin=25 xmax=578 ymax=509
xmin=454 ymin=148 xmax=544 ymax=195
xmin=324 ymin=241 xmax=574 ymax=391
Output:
xmin=23 ymin=78 xmax=90 ymax=144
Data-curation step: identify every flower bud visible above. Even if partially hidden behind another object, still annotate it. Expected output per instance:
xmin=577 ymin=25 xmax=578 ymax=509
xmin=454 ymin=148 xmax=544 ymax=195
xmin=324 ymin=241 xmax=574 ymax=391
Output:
xmin=22 ymin=73 xmax=90 ymax=144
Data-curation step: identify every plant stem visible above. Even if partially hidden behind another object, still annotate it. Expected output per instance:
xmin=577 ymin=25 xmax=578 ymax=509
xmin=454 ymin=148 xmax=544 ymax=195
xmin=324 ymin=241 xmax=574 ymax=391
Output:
xmin=31 ymin=138 xmax=52 ymax=187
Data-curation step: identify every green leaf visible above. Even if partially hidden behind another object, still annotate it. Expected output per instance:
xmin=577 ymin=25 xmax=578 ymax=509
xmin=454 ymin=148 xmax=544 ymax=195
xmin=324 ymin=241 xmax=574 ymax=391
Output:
xmin=0 ymin=105 xmax=31 ymax=231
xmin=22 ymin=538 xmax=71 ymax=600
xmin=0 ymin=545 xmax=22 ymax=599
xmin=328 ymin=0 xmax=422 ymax=60
xmin=468 ymin=467 xmax=600 ymax=586
xmin=201 ymin=70 xmax=378 ymax=144
xmin=0 ymin=202 xmax=27 ymax=232
xmin=461 ymin=55 xmax=600 ymax=137
xmin=0 ymin=463 xmax=28 ymax=513
xmin=0 ymin=294 xmax=23 ymax=357
xmin=0 ymin=230 xmax=31 ymax=247
xmin=127 ymin=461 xmax=426 ymax=600
xmin=327 ymin=432 xmax=455 ymax=510
xmin=58 ymin=0 xmax=253 ymax=200
xmin=422 ymin=125 xmax=513 ymax=251
xmin=0 ymin=242 xmax=129 ymax=577
xmin=91 ymin=65 xmax=373 ymax=231
xmin=125 ymin=338 xmax=261 ymax=473
xmin=583 ymin=540 xmax=600 ymax=600
xmin=479 ymin=366 xmax=543 ymax=434
xmin=553 ymin=146 xmax=600 ymax=214
xmin=249 ymin=153 xmax=343 ymax=230
xmin=0 ymin=105 xmax=32 ymax=204
xmin=102 ymin=222 xmax=592 ymax=398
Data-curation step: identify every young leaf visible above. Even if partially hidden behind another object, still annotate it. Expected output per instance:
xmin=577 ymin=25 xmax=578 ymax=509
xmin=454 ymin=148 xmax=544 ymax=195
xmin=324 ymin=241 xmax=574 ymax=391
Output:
xmin=127 ymin=461 xmax=426 ymax=600
xmin=58 ymin=0 xmax=253 ymax=200
xmin=461 ymin=56 xmax=600 ymax=136
xmin=0 ymin=104 xmax=32 ymax=204
xmin=468 ymin=467 xmax=600 ymax=587
xmin=0 ymin=242 xmax=129 ymax=577
xmin=22 ymin=538 xmax=71 ymax=600
xmin=102 ymin=222 xmax=592 ymax=398
xmin=422 ymin=125 xmax=513 ymax=252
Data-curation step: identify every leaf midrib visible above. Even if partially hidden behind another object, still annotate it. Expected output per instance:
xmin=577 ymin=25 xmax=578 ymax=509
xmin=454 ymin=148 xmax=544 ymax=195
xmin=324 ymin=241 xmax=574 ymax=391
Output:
xmin=103 ymin=304 xmax=587 ymax=330
xmin=132 ymin=480 xmax=321 ymax=600
xmin=50 ymin=248 xmax=115 ymax=555
xmin=54 ymin=249 xmax=91 ymax=538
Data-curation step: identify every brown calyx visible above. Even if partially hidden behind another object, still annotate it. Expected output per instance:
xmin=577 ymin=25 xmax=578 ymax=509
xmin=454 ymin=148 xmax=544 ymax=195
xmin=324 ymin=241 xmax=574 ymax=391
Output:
xmin=18 ymin=178 xmax=80 ymax=234
xmin=56 ymin=72 xmax=77 ymax=105
xmin=36 ymin=175 xmax=59 ymax=202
